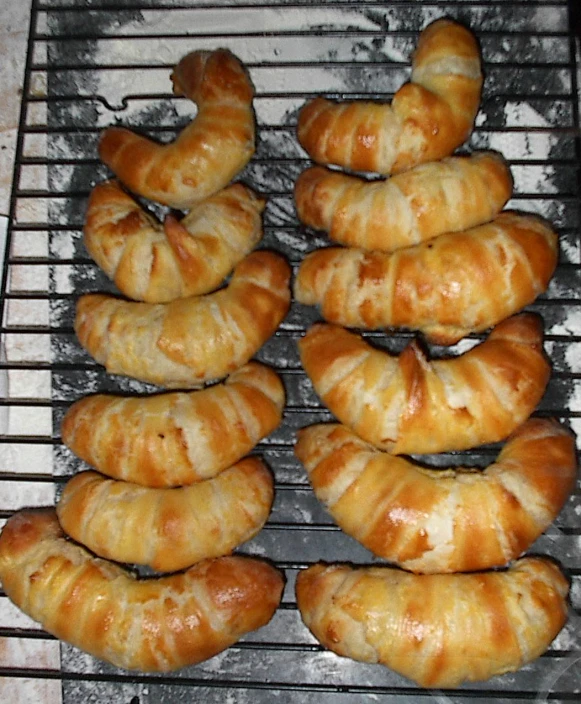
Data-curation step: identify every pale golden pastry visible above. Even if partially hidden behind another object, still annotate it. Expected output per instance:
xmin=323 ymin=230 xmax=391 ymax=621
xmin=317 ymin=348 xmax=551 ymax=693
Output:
xmin=57 ymin=457 xmax=274 ymax=572
xmin=61 ymin=362 xmax=284 ymax=487
xmin=99 ymin=49 xmax=255 ymax=209
xmin=298 ymin=314 xmax=550 ymax=454
xmin=75 ymin=251 xmax=291 ymax=388
xmin=296 ymin=558 xmax=569 ymax=688
xmin=297 ymin=19 xmax=482 ymax=174
xmin=294 ymin=152 xmax=512 ymax=251
xmin=295 ymin=420 xmax=577 ymax=573
xmin=0 ymin=509 xmax=284 ymax=672
xmin=294 ymin=212 xmax=558 ymax=345
xmin=84 ymin=180 xmax=264 ymax=303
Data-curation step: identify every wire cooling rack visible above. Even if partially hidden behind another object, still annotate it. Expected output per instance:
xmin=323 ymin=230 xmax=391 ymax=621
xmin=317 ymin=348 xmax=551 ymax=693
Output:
xmin=0 ymin=1 xmax=580 ymax=702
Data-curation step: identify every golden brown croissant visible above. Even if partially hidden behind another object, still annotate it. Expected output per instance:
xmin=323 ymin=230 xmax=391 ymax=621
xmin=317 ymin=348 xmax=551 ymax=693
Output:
xmin=297 ymin=19 xmax=482 ymax=175
xmin=294 ymin=152 xmax=513 ymax=252
xmin=0 ymin=509 xmax=283 ymax=672
xmin=75 ymin=250 xmax=291 ymax=388
xmin=295 ymin=420 xmax=577 ymax=573
xmin=294 ymin=212 xmax=558 ymax=345
xmin=298 ymin=314 xmax=550 ymax=454
xmin=99 ymin=49 xmax=255 ymax=210
xmin=61 ymin=362 xmax=284 ymax=487
xmin=295 ymin=558 xmax=569 ymax=688
xmin=84 ymin=180 xmax=265 ymax=303
xmin=56 ymin=457 xmax=274 ymax=572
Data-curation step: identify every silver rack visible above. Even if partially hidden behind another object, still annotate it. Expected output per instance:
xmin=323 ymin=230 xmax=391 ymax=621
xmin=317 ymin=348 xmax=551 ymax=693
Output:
xmin=0 ymin=1 xmax=580 ymax=702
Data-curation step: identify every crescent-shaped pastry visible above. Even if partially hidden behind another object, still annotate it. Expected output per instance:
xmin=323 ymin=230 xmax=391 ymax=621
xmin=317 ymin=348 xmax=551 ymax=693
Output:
xmin=294 ymin=152 xmax=513 ymax=252
xmin=56 ymin=457 xmax=274 ymax=572
xmin=84 ymin=180 xmax=265 ymax=303
xmin=295 ymin=420 xmax=577 ymax=573
xmin=0 ymin=509 xmax=284 ymax=672
xmin=297 ymin=18 xmax=483 ymax=174
xmin=298 ymin=314 xmax=550 ymax=454
xmin=296 ymin=558 xmax=569 ymax=688
xmin=75 ymin=250 xmax=291 ymax=388
xmin=99 ymin=49 xmax=256 ymax=210
xmin=294 ymin=211 xmax=558 ymax=345
xmin=61 ymin=362 xmax=284 ymax=488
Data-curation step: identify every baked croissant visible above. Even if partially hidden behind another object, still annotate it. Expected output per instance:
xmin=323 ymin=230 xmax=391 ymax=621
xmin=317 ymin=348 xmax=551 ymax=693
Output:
xmin=295 ymin=420 xmax=577 ymax=573
xmin=297 ymin=18 xmax=482 ymax=175
xmin=61 ymin=362 xmax=284 ymax=488
xmin=0 ymin=509 xmax=283 ymax=672
xmin=295 ymin=152 xmax=513 ymax=252
xmin=75 ymin=250 xmax=291 ymax=388
xmin=84 ymin=180 xmax=265 ymax=303
xmin=294 ymin=212 xmax=558 ymax=345
xmin=298 ymin=314 xmax=550 ymax=454
xmin=295 ymin=558 xmax=569 ymax=688
xmin=56 ymin=457 xmax=274 ymax=572
xmin=99 ymin=49 xmax=255 ymax=210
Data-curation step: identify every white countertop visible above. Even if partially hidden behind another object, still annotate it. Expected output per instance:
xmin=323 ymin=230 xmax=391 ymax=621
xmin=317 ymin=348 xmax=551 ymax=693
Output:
xmin=0 ymin=4 xmax=62 ymax=703
xmin=0 ymin=0 xmax=32 ymax=260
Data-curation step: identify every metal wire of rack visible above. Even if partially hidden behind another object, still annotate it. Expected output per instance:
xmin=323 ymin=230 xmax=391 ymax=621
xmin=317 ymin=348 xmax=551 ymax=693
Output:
xmin=0 ymin=0 xmax=580 ymax=702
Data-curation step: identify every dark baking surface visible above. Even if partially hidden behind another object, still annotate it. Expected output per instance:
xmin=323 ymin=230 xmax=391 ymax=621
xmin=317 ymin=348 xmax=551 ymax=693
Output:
xmin=0 ymin=0 xmax=580 ymax=701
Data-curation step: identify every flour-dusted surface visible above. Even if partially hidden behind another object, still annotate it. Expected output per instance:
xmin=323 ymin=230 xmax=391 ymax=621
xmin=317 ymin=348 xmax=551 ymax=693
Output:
xmin=1 ymin=0 xmax=580 ymax=702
